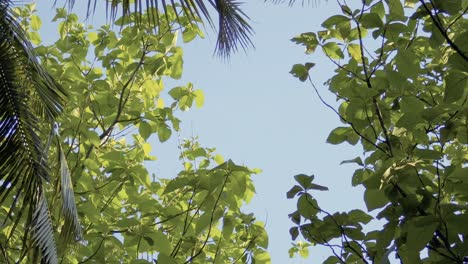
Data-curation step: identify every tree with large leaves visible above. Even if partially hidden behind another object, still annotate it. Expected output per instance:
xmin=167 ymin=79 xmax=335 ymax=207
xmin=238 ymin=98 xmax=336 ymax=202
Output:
xmin=64 ymin=0 xmax=314 ymax=57
xmin=288 ymin=0 xmax=467 ymax=262
xmin=65 ymin=0 xmax=254 ymax=57
xmin=1 ymin=3 xmax=270 ymax=263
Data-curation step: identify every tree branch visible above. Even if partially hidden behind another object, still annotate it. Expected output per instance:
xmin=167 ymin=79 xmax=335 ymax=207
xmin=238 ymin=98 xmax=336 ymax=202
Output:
xmin=419 ymin=0 xmax=468 ymax=61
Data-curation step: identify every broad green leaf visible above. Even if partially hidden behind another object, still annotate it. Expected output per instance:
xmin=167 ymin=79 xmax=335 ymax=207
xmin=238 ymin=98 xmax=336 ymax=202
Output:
xmin=322 ymin=42 xmax=344 ymax=59
xmin=253 ymin=251 xmax=271 ymax=264
xmin=291 ymin=32 xmax=319 ymax=53
xmin=299 ymin=246 xmax=309 ymax=258
xmin=297 ymin=193 xmax=319 ymax=219
xmin=395 ymin=50 xmax=420 ymax=78
xmin=448 ymin=167 xmax=468 ymax=181
xmin=399 ymin=96 xmax=425 ymax=113
xmin=138 ymin=121 xmax=152 ymax=140
xmin=290 ymin=63 xmax=315 ymax=82
xmin=364 ymin=189 xmax=388 ymax=211
xmin=326 ymin=126 xmax=349 ymax=144
xmin=340 ymin=157 xmax=363 ymax=166
xmin=444 ymin=71 xmax=467 ymax=103
xmin=347 ymin=43 xmax=362 ymax=61
xmin=149 ymin=231 xmax=172 ymax=255
xmin=193 ymin=90 xmax=204 ymax=108
xmin=287 ymin=185 xmax=303 ymax=199
xmin=256 ymin=228 xmax=269 ymax=249
xmin=413 ymin=148 xmax=443 ymax=160
xmin=309 ymin=183 xmax=329 ymax=191
xmin=322 ymin=15 xmax=350 ymax=28
xmin=289 ymin=227 xmax=299 ymax=240
xmin=28 ymin=31 xmax=41 ymax=45
xmin=157 ymin=253 xmax=177 ymax=264
xmin=182 ymin=28 xmax=197 ymax=43
xmin=168 ymin=49 xmax=183 ymax=79
xmin=359 ymin=13 xmax=383 ymax=28
xmin=30 ymin=15 xmax=42 ymax=30
xmin=157 ymin=124 xmax=171 ymax=142
xmin=222 ymin=216 xmax=234 ymax=239
xmin=447 ymin=213 xmax=468 ymax=234
xmin=406 ymin=216 xmax=438 ymax=251
xmin=214 ymin=154 xmax=225 ymax=165
xmin=348 ymin=209 xmax=373 ymax=224
xmin=294 ymin=174 xmax=314 ymax=189
xmin=387 ymin=0 xmax=405 ymax=21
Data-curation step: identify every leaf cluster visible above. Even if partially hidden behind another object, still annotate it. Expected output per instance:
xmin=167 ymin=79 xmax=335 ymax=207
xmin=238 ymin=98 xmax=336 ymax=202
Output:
xmin=0 ymin=5 xmax=269 ymax=264
xmin=289 ymin=0 xmax=468 ymax=263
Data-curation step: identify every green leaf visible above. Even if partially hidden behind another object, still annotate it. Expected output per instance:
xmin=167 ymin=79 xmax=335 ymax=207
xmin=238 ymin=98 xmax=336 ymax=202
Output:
xmin=157 ymin=124 xmax=171 ymax=142
xmin=193 ymin=90 xmax=204 ymax=108
xmin=326 ymin=126 xmax=349 ymax=144
xmin=299 ymin=246 xmax=309 ymax=258
xmin=406 ymin=216 xmax=438 ymax=251
xmin=157 ymin=253 xmax=177 ymax=264
xmin=348 ymin=209 xmax=373 ymax=224
xmin=322 ymin=15 xmax=350 ymax=28
xmin=444 ymin=71 xmax=467 ymax=103
xmin=309 ymin=183 xmax=329 ymax=191
xmin=149 ymin=231 xmax=172 ymax=255
xmin=253 ymin=251 xmax=271 ymax=263
xmin=387 ymin=0 xmax=405 ymax=21
xmin=30 ymin=15 xmax=42 ymax=31
xmin=447 ymin=213 xmax=468 ymax=234
xmin=28 ymin=31 xmax=41 ymax=45
xmin=168 ymin=86 xmax=187 ymax=100
xmin=168 ymin=50 xmax=183 ymax=80
xmin=286 ymin=185 xmax=303 ymax=199
xmin=182 ymin=28 xmax=197 ymax=43
xmin=290 ymin=63 xmax=315 ymax=82
xmin=448 ymin=167 xmax=468 ymax=181
xmin=359 ymin=13 xmax=383 ymax=28
xmin=222 ymin=217 xmax=234 ymax=239
xmin=256 ymin=228 xmax=269 ymax=249
xmin=289 ymin=227 xmax=299 ymax=240
xmin=139 ymin=121 xmax=152 ymax=140
xmin=347 ymin=43 xmax=362 ymax=61
xmin=322 ymin=42 xmax=344 ymax=59
xmin=291 ymin=32 xmax=319 ymax=53
xmin=297 ymin=193 xmax=319 ymax=219
xmin=340 ymin=157 xmax=363 ymax=166
xmin=413 ymin=148 xmax=443 ymax=160
xmin=294 ymin=174 xmax=314 ymax=189
xmin=364 ymin=189 xmax=388 ymax=211
xmin=395 ymin=50 xmax=420 ymax=78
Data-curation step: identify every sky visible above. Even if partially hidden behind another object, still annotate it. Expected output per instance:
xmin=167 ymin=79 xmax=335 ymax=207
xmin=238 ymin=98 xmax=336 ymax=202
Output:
xmin=37 ymin=1 xmax=367 ymax=263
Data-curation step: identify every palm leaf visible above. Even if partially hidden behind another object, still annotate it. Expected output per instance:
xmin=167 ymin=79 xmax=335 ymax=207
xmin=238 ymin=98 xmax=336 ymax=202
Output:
xmin=29 ymin=192 xmax=58 ymax=264
xmin=64 ymin=0 xmax=253 ymax=57
xmin=0 ymin=1 xmax=65 ymax=263
xmin=58 ymin=141 xmax=82 ymax=244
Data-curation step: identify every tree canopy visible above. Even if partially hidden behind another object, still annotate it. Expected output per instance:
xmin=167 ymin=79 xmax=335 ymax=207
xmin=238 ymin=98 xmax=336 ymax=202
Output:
xmin=289 ymin=0 xmax=467 ymax=263
xmin=0 ymin=3 xmax=268 ymax=263
xmin=0 ymin=0 xmax=467 ymax=263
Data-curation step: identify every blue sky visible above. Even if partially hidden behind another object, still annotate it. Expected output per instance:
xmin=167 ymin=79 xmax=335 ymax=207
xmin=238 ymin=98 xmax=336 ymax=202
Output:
xmin=38 ymin=1 xmax=366 ymax=263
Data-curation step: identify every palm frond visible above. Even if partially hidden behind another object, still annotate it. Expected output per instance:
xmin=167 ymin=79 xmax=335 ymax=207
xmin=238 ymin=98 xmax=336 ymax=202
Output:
xmin=0 ymin=1 xmax=65 ymax=263
xmin=214 ymin=0 xmax=253 ymax=57
xmin=64 ymin=0 xmax=253 ymax=57
xmin=29 ymin=192 xmax=58 ymax=264
xmin=58 ymin=142 xmax=82 ymax=244
xmin=266 ymin=0 xmax=321 ymax=5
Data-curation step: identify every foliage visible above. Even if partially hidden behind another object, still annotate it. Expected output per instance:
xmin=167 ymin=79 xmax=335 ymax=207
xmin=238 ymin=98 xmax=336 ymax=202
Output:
xmin=289 ymin=0 xmax=467 ymax=263
xmin=0 ymin=1 xmax=66 ymax=263
xmin=64 ymin=0 xmax=254 ymax=58
xmin=0 ymin=4 xmax=269 ymax=263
